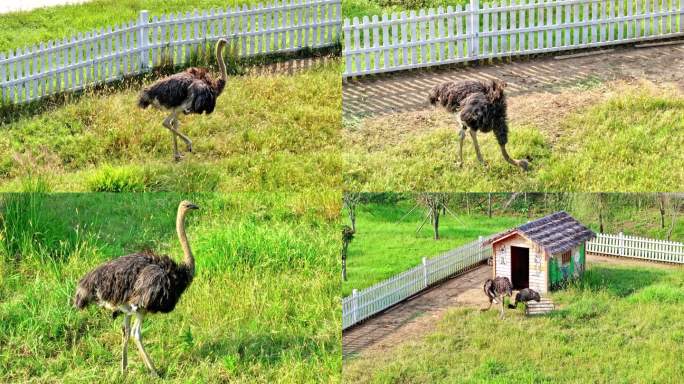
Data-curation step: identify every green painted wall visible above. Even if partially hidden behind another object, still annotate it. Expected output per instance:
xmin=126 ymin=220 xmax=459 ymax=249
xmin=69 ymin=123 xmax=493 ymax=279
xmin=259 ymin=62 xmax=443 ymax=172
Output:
xmin=548 ymin=242 xmax=586 ymax=290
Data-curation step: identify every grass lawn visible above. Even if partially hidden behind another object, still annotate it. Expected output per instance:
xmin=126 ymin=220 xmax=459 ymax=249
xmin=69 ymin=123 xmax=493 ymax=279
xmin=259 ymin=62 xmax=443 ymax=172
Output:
xmin=343 ymin=261 xmax=684 ymax=383
xmin=0 ymin=61 xmax=341 ymax=192
xmin=342 ymin=196 xmax=684 ymax=297
xmin=0 ymin=192 xmax=340 ymax=383
xmin=344 ymin=85 xmax=684 ymax=191
xmin=343 ymin=0 xmax=470 ymax=19
xmin=342 ymin=201 xmax=523 ymax=296
xmin=0 ymin=0 xmax=267 ymax=53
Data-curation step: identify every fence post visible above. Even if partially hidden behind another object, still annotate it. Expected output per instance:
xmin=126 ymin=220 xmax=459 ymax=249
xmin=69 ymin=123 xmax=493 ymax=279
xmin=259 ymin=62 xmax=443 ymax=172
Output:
xmin=468 ymin=0 xmax=480 ymax=59
xmin=422 ymin=257 xmax=429 ymax=287
xmin=618 ymin=232 xmax=625 ymax=257
xmin=139 ymin=10 xmax=149 ymax=70
xmin=681 ymin=0 xmax=684 ymax=33
xmin=351 ymin=289 xmax=358 ymax=325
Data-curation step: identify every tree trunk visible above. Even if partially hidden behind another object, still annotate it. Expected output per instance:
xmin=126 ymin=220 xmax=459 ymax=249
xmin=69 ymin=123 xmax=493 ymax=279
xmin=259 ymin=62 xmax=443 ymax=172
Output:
xmin=658 ymin=194 xmax=666 ymax=229
xmin=488 ymin=193 xmax=492 ymax=218
xmin=341 ymin=242 xmax=348 ymax=281
xmin=667 ymin=200 xmax=680 ymax=241
xmin=433 ymin=209 xmax=440 ymax=240
xmin=348 ymin=208 xmax=356 ymax=233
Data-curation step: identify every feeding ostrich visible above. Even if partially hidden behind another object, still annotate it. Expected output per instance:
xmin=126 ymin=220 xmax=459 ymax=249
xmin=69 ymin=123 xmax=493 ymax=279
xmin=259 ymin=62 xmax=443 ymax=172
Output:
xmin=138 ymin=38 xmax=229 ymax=161
xmin=508 ymin=288 xmax=541 ymax=309
xmin=428 ymin=79 xmax=529 ymax=171
xmin=73 ymin=200 xmax=199 ymax=377
xmin=481 ymin=276 xmax=513 ymax=318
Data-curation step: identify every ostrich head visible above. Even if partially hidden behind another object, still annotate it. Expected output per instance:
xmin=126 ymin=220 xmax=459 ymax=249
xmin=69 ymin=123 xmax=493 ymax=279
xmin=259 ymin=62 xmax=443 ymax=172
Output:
xmin=179 ymin=200 xmax=200 ymax=213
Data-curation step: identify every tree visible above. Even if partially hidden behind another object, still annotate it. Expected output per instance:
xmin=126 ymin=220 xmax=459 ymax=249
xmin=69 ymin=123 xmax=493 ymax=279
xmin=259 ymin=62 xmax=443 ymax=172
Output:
xmin=343 ymin=192 xmax=361 ymax=233
xmin=416 ymin=193 xmax=455 ymax=240
xmin=657 ymin=193 xmax=667 ymax=229
xmin=341 ymin=225 xmax=355 ymax=281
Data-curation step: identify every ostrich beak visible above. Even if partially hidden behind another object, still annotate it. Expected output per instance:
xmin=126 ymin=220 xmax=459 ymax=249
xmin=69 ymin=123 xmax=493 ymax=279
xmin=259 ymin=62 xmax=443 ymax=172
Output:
xmin=187 ymin=203 xmax=200 ymax=210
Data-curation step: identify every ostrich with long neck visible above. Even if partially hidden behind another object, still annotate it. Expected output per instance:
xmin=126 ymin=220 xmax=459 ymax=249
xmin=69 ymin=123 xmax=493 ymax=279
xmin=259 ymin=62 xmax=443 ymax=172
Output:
xmin=138 ymin=38 xmax=229 ymax=161
xmin=73 ymin=200 xmax=200 ymax=377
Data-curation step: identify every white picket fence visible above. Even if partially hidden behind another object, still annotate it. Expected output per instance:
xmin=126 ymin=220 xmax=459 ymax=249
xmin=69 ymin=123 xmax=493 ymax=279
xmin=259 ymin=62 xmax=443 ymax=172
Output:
xmin=0 ymin=0 xmax=341 ymax=104
xmin=342 ymin=235 xmax=493 ymax=330
xmin=343 ymin=0 xmax=684 ymax=77
xmin=587 ymin=232 xmax=684 ymax=263
xmin=342 ymin=231 xmax=683 ymax=330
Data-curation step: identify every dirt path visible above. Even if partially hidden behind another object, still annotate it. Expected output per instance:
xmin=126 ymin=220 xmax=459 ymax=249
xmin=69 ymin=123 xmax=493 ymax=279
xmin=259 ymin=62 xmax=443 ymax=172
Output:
xmin=342 ymin=254 xmax=682 ymax=359
xmin=343 ymin=265 xmax=491 ymax=358
xmin=343 ymin=42 xmax=684 ymax=118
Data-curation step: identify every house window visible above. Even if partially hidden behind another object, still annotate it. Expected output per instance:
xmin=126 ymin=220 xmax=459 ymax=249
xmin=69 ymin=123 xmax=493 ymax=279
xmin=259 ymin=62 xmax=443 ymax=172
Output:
xmin=561 ymin=250 xmax=571 ymax=264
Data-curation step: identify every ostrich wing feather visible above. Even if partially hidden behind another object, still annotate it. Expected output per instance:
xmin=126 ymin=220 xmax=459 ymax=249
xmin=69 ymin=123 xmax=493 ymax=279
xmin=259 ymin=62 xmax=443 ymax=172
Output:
xmin=188 ymin=80 xmax=217 ymax=114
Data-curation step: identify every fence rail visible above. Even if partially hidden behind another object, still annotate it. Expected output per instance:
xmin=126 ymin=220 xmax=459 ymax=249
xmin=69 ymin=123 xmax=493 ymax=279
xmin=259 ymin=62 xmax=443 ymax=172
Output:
xmin=586 ymin=232 xmax=684 ymax=263
xmin=342 ymin=235 xmax=493 ymax=330
xmin=0 ymin=0 xmax=341 ymax=104
xmin=343 ymin=0 xmax=684 ymax=77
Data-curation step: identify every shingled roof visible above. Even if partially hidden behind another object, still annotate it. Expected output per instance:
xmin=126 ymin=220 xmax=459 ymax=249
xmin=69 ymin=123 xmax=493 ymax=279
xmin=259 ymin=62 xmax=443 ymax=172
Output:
xmin=487 ymin=211 xmax=595 ymax=255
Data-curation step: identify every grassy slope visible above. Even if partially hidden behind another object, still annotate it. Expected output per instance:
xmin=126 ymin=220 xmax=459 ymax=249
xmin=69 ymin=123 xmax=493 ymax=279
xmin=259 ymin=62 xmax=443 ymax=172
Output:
xmin=342 ymin=202 xmax=524 ymax=296
xmin=343 ymin=262 xmax=684 ymax=383
xmin=0 ymin=192 xmax=340 ymax=383
xmin=344 ymin=88 xmax=684 ymax=191
xmin=343 ymin=198 xmax=684 ymax=297
xmin=0 ymin=61 xmax=341 ymax=192
xmin=343 ymin=0 xmax=469 ymax=19
xmin=0 ymin=0 xmax=264 ymax=53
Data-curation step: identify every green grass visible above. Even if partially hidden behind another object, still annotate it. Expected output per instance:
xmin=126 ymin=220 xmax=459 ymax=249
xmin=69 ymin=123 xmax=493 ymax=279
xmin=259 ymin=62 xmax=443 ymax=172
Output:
xmin=0 ymin=0 xmax=266 ymax=53
xmin=0 ymin=61 xmax=341 ymax=192
xmin=0 ymin=192 xmax=341 ymax=383
xmin=343 ymin=262 xmax=684 ymax=383
xmin=342 ymin=195 xmax=684 ymax=297
xmin=342 ymin=201 xmax=524 ymax=296
xmin=343 ymin=0 xmax=469 ymax=19
xmin=344 ymin=88 xmax=684 ymax=191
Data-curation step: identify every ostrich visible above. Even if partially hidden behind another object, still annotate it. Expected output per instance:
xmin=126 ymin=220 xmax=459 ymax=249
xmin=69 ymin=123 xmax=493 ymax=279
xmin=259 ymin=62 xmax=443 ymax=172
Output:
xmin=73 ymin=200 xmax=200 ymax=377
xmin=508 ymin=288 xmax=541 ymax=309
xmin=138 ymin=38 xmax=229 ymax=161
xmin=428 ymin=79 xmax=529 ymax=171
xmin=481 ymin=276 xmax=513 ymax=318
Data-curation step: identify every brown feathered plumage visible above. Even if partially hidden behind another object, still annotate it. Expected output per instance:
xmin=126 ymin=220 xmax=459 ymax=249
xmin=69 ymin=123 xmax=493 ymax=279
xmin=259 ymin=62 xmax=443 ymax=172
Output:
xmin=428 ymin=79 xmax=529 ymax=170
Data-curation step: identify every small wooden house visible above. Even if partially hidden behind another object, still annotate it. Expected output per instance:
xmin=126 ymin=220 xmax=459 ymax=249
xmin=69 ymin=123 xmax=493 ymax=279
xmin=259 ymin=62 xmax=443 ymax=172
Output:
xmin=486 ymin=211 xmax=595 ymax=294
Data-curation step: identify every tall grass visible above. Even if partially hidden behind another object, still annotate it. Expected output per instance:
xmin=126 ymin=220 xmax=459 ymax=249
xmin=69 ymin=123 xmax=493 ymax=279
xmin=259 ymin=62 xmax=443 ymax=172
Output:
xmin=0 ymin=60 xmax=341 ymax=192
xmin=344 ymin=86 xmax=684 ymax=191
xmin=344 ymin=263 xmax=684 ymax=383
xmin=0 ymin=192 xmax=341 ymax=383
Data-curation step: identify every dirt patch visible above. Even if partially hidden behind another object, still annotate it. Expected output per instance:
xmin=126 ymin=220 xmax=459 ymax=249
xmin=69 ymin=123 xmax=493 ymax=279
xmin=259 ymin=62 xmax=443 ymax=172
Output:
xmin=344 ymin=78 xmax=680 ymax=150
xmin=343 ymin=42 xmax=684 ymax=118
xmin=588 ymin=253 xmax=684 ymax=270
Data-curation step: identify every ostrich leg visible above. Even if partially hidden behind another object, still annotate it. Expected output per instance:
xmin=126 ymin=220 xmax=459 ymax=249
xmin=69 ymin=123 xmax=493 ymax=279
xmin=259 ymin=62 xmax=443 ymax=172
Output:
xmin=162 ymin=113 xmax=183 ymax=161
xmin=121 ymin=314 xmax=131 ymax=374
xmin=132 ymin=313 xmax=159 ymax=378
xmin=458 ymin=129 xmax=466 ymax=166
xmin=454 ymin=115 xmax=466 ymax=167
xmin=498 ymin=144 xmax=530 ymax=171
xmin=171 ymin=118 xmax=193 ymax=153
xmin=469 ymin=129 xmax=486 ymax=166
xmin=499 ymin=297 xmax=506 ymax=319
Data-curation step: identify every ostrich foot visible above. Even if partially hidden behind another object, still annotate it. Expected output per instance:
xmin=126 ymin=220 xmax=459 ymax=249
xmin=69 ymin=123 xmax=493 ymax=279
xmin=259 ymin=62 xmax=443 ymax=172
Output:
xmin=174 ymin=152 xmax=184 ymax=162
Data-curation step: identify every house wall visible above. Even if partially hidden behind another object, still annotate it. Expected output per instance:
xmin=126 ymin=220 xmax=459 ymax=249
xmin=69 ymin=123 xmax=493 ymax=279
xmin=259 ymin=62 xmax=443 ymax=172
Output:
xmin=492 ymin=234 xmax=548 ymax=294
xmin=548 ymin=243 xmax=586 ymax=289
